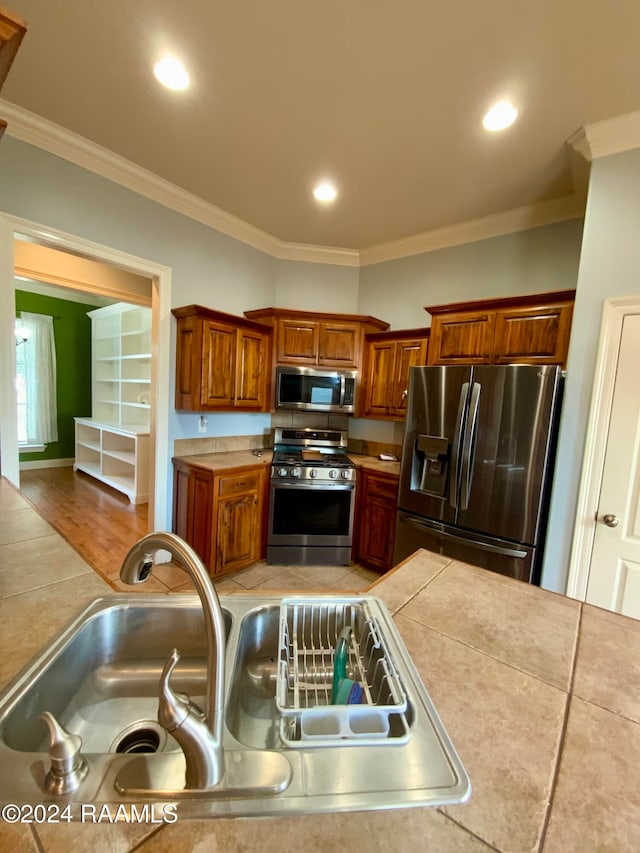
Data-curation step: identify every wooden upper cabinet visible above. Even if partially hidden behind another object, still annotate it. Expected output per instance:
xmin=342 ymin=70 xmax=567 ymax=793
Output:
xmin=244 ymin=308 xmax=388 ymax=371
xmin=0 ymin=7 xmax=27 ymax=142
xmin=172 ymin=305 xmax=271 ymax=412
xmin=393 ymin=337 xmax=429 ymax=413
xmin=492 ymin=302 xmax=573 ymax=365
xmin=0 ymin=8 xmax=26 ymax=89
xmin=276 ymin=318 xmax=319 ymax=364
xmin=278 ymin=317 xmax=361 ymax=366
xmin=202 ymin=320 xmax=236 ymax=407
xmin=361 ymin=330 xmax=429 ymax=420
xmin=427 ymin=310 xmax=495 ymax=365
xmin=363 ymin=339 xmax=395 ymax=417
xmin=426 ymin=291 xmax=575 ymax=367
xmin=236 ymin=327 xmax=268 ymax=409
xmin=317 ymin=321 xmax=362 ymax=366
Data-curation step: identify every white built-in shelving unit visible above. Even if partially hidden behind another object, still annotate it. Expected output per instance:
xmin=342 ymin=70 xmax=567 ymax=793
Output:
xmin=74 ymin=303 xmax=151 ymax=504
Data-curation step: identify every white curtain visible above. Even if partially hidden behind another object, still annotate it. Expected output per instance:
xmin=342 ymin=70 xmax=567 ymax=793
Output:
xmin=21 ymin=312 xmax=58 ymax=445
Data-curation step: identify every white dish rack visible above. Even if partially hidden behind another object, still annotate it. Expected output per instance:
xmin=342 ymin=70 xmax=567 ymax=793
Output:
xmin=276 ymin=597 xmax=411 ymax=747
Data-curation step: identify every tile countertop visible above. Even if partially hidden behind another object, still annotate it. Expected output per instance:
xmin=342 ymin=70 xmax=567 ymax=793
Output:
xmin=171 ymin=449 xmax=400 ymax=477
xmin=1 ymin=478 xmax=639 ymax=852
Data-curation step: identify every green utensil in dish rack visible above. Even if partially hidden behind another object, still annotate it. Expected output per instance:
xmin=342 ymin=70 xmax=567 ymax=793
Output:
xmin=331 ymin=626 xmax=363 ymax=705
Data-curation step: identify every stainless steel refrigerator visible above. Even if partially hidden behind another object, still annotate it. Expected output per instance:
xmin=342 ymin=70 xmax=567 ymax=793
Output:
xmin=393 ymin=364 xmax=563 ymax=584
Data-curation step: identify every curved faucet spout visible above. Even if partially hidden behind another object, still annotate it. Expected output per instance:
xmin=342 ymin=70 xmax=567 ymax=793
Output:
xmin=119 ymin=532 xmax=225 ymax=788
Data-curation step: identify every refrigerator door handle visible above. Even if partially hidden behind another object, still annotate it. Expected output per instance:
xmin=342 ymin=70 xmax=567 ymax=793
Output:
xmin=449 ymin=382 xmax=469 ymax=509
xmin=460 ymin=382 xmax=481 ymax=510
xmin=400 ymin=514 xmax=528 ymax=558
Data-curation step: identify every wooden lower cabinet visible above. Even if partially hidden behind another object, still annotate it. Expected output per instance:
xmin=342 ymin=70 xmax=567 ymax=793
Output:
xmin=354 ymin=469 xmax=399 ymax=572
xmin=172 ymin=460 xmax=266 ymax=577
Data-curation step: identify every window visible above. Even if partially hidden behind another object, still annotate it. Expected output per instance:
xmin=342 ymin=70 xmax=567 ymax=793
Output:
xmin=15 ymin=312 xmax=58 ymax=450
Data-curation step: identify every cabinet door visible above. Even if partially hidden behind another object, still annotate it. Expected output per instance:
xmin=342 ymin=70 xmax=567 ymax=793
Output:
xmin=172 ymin=465 xmax=214 ymax=571
xmin=492 ymin=303 xmax=573 ymax=366
xmin=392 ymin=338 xmax=428 ymax=414
xmin=363 ymin=340 xmax=396 ymax=417
xmin=356 ymin=472 xmax=399 ymax=571
xmin=427 ymin=311 xmax=495 ymax=365
xmin=216 ymin=490 xmax=261 ymax=575
xmin=235 ymin=328 xmax=268 ymax=409
xmin=318 ymin=321 xmax=362 ymax=367
xmin=202 ymin=320 xmax=236 ymax=407
xmin=277 ymin=318 xmax=319 ymax=364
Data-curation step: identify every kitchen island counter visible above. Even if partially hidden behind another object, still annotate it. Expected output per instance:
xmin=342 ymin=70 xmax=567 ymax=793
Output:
xmin=1 ymin=478 xmax=638 ymax=852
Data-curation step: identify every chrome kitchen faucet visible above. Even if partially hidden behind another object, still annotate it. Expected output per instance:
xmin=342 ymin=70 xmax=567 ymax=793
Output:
xmin=119 ymin=531 xmax=226 ymax=789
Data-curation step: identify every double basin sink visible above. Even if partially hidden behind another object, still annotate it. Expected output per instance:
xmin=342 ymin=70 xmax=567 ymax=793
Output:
xmin=0 ymin=593 xmax=470 ymax=817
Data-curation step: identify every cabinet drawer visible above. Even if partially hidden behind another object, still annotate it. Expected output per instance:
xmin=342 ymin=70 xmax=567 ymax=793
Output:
xmin=365 ymin=473 xmax=399 ymax=501
xmin=218 ymin=470 xmax=261 ymax=496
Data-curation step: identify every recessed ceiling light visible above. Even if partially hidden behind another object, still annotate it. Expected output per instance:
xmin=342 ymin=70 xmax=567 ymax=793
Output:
xmin=153 ymin=55 xmax=190 ymax=91
xmin=482 ymin=101 xmax=518 ymax=132
xmin=313 ymin=182 xmax=338 ymax=203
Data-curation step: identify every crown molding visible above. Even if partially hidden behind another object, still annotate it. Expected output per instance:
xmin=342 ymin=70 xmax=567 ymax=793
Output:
xmin=567 ymin=110 xmax=640 ymax=162
xmin=1 ymin=99 xmax=584 ymax=270
xmin=274 ymin=241 xmax=360 ymax=266
xmin=0 ymin=100 xmax=359 ymax=267
xmin=359 ymin=194 xmax=585 ymax=266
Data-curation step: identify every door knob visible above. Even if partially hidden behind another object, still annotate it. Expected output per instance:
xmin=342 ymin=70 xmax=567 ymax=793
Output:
xmin=602 ymin=513 xmax=619 ymax=528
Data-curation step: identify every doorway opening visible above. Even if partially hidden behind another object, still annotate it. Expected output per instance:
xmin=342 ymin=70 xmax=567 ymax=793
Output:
xmin=0 ymin=214 xmax=172 ymax=535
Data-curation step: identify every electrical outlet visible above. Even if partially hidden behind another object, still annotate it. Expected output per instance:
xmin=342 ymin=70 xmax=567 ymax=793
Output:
xmin=198 ymin=415 xmax=207 ymax=434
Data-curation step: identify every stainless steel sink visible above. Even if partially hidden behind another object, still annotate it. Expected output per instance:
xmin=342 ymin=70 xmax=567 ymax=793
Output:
xmin=2 ymin=598 xmax=232 ymax=756
xmin=0 ymin=593 xmax=470 ymax=817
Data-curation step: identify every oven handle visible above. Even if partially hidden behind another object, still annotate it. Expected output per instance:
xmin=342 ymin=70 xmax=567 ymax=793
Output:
xmin=270 ymin=482 xmax=355 ymax=491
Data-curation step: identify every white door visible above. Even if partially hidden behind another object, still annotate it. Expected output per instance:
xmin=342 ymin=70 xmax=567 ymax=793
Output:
xmin=586 ymin=313 xmax=640 ymax=617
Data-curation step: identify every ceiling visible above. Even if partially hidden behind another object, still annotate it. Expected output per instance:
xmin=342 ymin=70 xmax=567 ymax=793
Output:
xmin=3 ymin=1 xmax=640 ymax=251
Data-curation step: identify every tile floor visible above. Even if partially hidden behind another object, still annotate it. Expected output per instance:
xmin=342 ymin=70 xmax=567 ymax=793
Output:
xmin=108 ymin=557 xmax=380 ymax=595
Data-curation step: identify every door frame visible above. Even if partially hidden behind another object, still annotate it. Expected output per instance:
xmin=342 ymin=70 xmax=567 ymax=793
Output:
xmin=0 ymin=212 xmax=172 ymax=530
xmin=567 ymin=295 xmax=640 ymax=599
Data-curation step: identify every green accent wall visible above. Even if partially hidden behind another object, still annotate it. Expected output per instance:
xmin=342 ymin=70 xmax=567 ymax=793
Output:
xmin=16 ymin=290 xmax=103 ymax=462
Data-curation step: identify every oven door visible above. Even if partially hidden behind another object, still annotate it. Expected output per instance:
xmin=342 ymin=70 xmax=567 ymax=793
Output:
xmin=268 ymin=482 xmax=355 ymax=547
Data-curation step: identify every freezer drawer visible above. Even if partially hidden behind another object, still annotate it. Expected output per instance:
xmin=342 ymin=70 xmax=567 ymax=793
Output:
xmin=393 ymin=511 xmax=537 ymax=584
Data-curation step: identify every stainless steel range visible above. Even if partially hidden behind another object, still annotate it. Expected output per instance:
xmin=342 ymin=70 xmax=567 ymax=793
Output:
xmin=267 ymin=427 xmax=356 ymax=565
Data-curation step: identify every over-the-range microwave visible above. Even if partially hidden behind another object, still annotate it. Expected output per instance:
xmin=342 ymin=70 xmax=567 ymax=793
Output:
xmin=275 ymin=365 xmax=357 ymax=414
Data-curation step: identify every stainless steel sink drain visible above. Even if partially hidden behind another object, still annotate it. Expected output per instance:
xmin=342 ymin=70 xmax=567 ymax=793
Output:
xmin=111 ymin=721 xmax=167 ymax=754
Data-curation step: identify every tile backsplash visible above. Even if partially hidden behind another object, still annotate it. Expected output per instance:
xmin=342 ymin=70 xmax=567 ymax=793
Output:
xmin=173 ymin=434 xmax=269 ymax=457
xmin=174 ymin=427 xmax=402 ymax=460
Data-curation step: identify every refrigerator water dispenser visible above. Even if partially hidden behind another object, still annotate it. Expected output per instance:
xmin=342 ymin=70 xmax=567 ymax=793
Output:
xmin=415 ymin=435 xmax=449 ymax=496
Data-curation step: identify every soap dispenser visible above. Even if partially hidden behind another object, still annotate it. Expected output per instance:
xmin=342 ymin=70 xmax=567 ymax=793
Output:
xmin=39 ymin=711 xmax=88 ymax=795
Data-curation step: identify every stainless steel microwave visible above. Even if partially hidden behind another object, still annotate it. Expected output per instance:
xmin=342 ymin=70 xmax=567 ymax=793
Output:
xmin=275 ymin=366 xmax=357 ymax=414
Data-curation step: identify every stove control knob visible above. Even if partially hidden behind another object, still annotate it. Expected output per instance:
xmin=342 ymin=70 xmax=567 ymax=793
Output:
xmin=277 ymin=468 xmax=288 ymax=477
xmin=340 ymin=470 xmax=351 ymax=480
xmin=291 ymin=467 xmax=301 ymax=478
xmin=309 ymin=469 xmax=318 ymax=479
xmin=328 ymin=469 xmax=338 ymax=479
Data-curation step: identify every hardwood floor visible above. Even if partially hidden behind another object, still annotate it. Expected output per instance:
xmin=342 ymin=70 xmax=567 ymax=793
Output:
xmin=18 ymin=466 xmax=379 ymax=595
xmin=19 ymin=466 xmax=149 ymax=588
